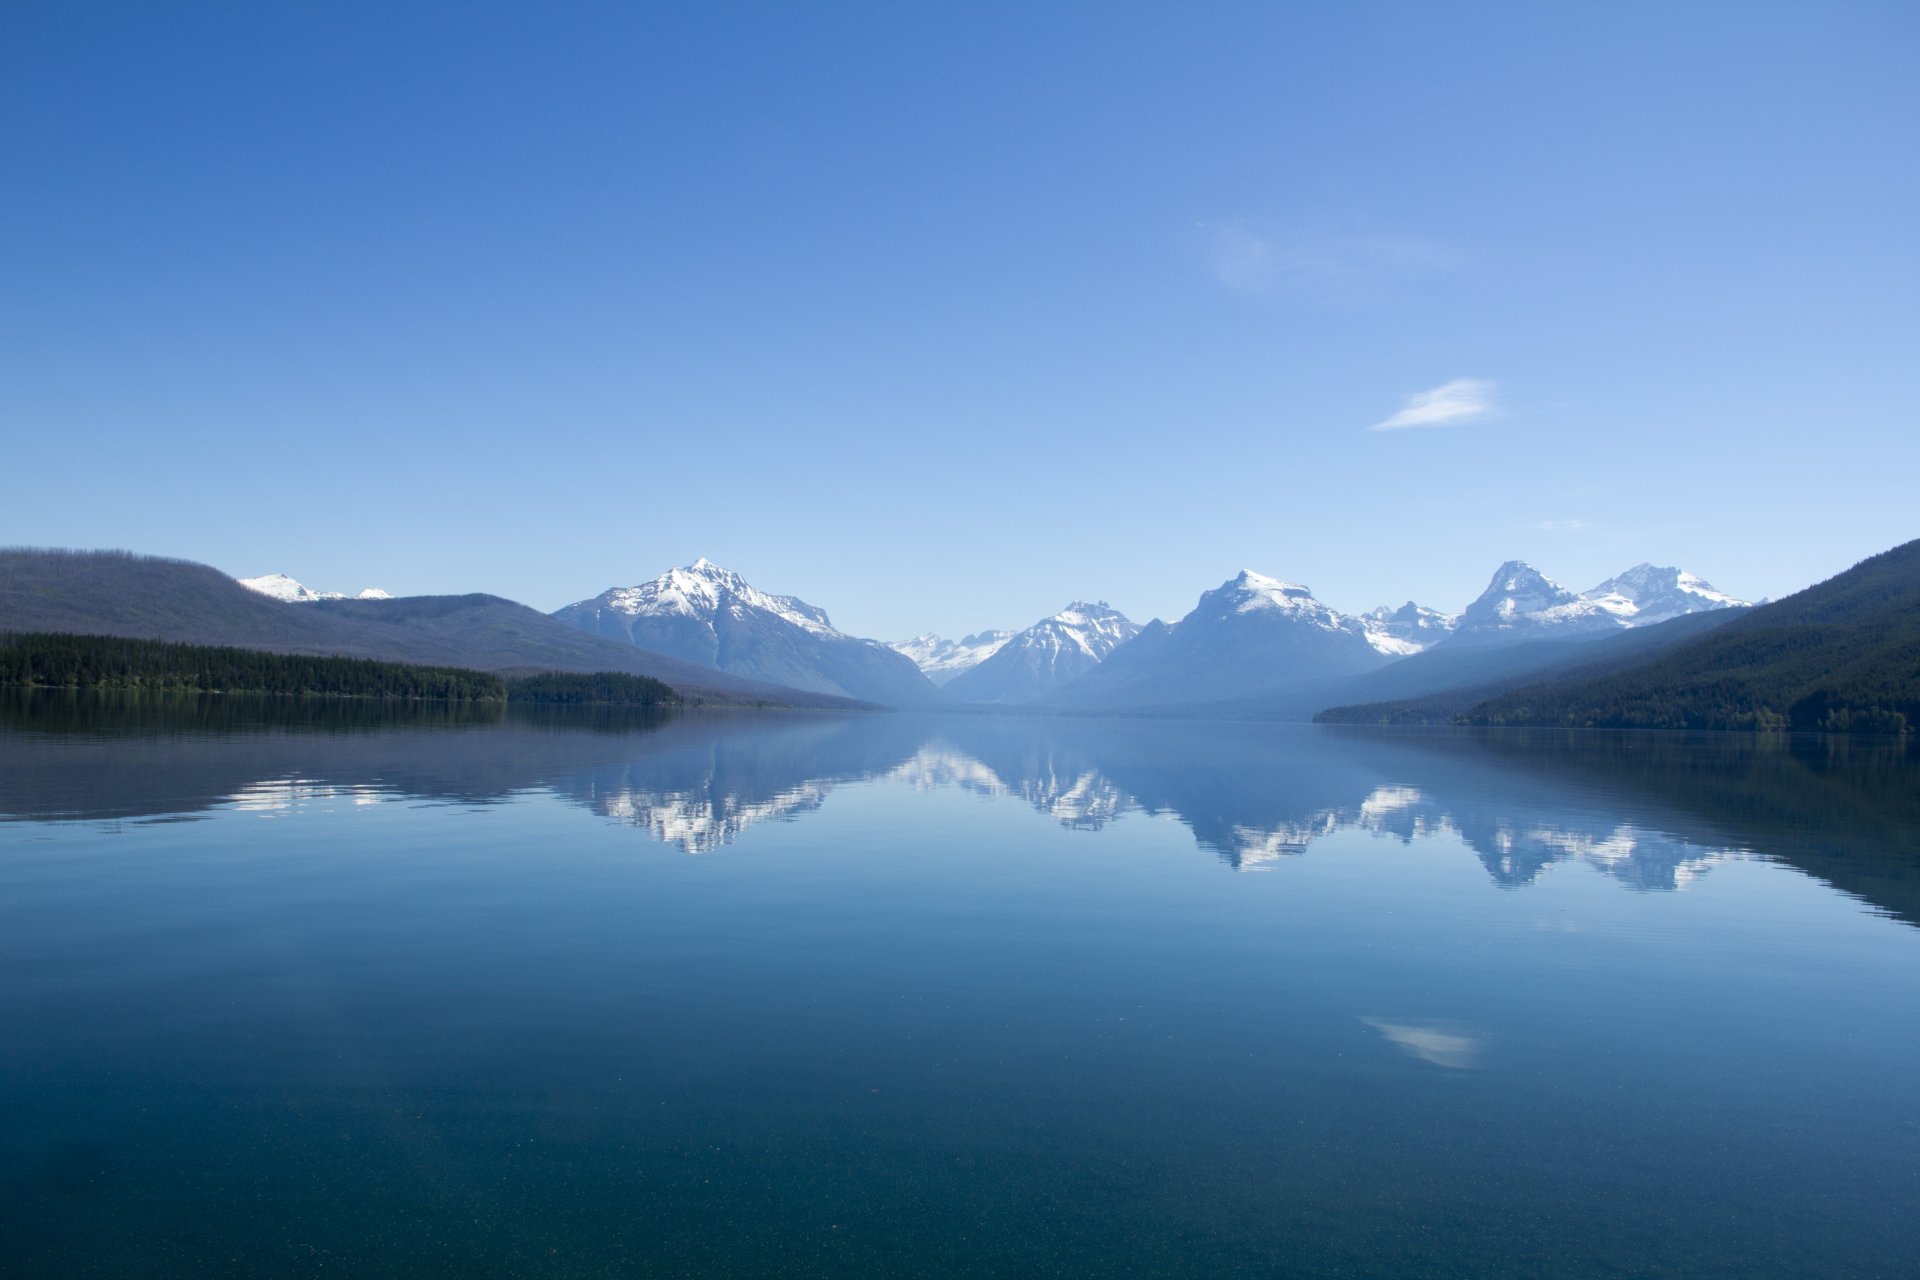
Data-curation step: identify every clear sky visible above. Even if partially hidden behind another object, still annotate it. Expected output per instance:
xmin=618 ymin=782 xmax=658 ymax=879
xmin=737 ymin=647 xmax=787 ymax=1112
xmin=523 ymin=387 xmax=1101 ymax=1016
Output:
xmin=4 ymin=2 xmax=1916 ymax=639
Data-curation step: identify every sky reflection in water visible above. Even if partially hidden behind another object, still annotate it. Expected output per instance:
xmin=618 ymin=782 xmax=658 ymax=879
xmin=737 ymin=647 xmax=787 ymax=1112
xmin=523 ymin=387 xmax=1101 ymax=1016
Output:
xmin=2 ymin=698 xmax=1917 ymax=1279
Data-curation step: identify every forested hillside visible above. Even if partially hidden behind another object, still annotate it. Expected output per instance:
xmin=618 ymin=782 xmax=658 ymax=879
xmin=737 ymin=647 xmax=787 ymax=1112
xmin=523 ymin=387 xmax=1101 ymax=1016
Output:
xmin=0 ymin=633 xmax=680 ymax=707
xmin=1460 ymin=540 xmax=1920 ymax=733
xmin=0 ymin=549 xmax=859 ymax=707
xmin=0 ymin=632 xmax=506 ymax=700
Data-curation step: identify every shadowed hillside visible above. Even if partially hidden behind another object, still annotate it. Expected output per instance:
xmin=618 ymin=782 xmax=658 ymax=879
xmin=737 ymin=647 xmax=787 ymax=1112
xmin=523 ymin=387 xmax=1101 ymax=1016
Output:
xmin=1460 ymin=539 xmax=1920 ymax=733
xmin=0 ymin=549 xmax=864 ymax=708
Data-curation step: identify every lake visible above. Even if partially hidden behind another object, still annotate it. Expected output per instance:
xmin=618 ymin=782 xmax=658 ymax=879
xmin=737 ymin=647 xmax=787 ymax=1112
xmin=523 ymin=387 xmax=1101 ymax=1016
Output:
xmin=3 ymin=694 xmax=1917 ymax=1278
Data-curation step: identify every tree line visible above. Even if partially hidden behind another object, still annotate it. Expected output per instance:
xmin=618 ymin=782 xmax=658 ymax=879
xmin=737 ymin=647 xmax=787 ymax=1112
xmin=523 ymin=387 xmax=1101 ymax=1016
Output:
xmin=0 ymin=633 xmax=677 ymax=707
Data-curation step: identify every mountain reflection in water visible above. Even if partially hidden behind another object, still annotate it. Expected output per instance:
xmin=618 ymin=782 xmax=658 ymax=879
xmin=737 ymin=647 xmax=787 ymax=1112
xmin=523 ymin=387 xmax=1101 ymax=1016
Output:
xmin=5 ymin=692 xmax=1916 ymax=923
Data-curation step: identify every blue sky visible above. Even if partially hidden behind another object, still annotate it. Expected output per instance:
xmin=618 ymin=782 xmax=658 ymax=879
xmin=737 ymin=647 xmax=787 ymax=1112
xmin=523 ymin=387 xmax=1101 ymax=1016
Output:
xmin=4 ymin=2 xmax=1916 ymax=638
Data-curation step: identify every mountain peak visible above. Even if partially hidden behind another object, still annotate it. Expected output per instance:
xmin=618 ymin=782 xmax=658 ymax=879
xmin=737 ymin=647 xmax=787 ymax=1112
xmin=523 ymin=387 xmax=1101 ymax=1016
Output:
xmin=555 ymin=563 xmax=937 ymax=705
xmin=943 ymin=599 xmax=1142 ymax=704
xmin=237 ymin=572 xmax=388 ymax=603
xmin=1361 ymin=601 xmax=1458 ymax=653
xmin=597 ymin=562 xmax=832 ymax=633
xmin=1581 ymin=564 xmax=1747 ymax=625
xmin=1450 ymin=558 xmax=1744 ymax=647
xmin=888 ymin=630 xmax=1014 ymax=685
xmin=1212 ymin=570 xmax=1319 ymax=615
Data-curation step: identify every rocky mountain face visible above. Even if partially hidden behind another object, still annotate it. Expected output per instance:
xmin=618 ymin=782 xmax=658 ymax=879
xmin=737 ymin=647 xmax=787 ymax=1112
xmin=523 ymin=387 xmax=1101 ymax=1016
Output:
xmin=1446 ymin=561 xmax=1746 ymax=647
xmin=888 ymin=631 xmax=1014 ymax=686
xmin=1361 ymin=602 xmax=1457 ymax=653
xmin=552 ymin=559 xmax=941 ymax=706
xmin=944 ymin=602 xmax=1140 ymax=704
xmin=1580 ymin=563 xmax=1746 ymax=626
xmin=1046 ymin=571 xmax=1399 ymax=710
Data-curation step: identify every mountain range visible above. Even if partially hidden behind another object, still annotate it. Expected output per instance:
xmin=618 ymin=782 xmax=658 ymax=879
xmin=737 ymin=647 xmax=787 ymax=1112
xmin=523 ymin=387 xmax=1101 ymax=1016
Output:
xmin=1446 ymin=561 xmax=1743 ymax=646
xmin=0 ymin=550 xmax=864 ymax=708
xmin=1455 ymin=539 xmax=1920 ymax=733
xmin=0 ymin=546 xmax=1780 ymax=719
xmin=888 ymin=631 xmax=1013 ymax=686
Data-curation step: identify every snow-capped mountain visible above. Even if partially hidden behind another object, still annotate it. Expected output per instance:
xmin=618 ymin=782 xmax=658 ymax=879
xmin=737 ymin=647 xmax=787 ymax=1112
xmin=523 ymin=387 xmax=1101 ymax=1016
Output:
xmin=1446 ymin=561 xmax=1746 ymax=647
xmin=889 ymin=630 xmax=1014 ymax=686
xmin=1049 ymin=570 xmax=1398 ymax=709
xmin=1361 ymin=602 xmax=1457 ymax=654
xmin=944 ymin=602 xmax=1140 ymax=704
xmin=1579 ymin=564 xmax=1745 ymax=626
xmin=552 ymin=559 xmax=941 ymax=706
xmin=1446 ymin=561 xmax=1617 ymax=645
xmin=237 ymin=573 xmax=390 ymax=602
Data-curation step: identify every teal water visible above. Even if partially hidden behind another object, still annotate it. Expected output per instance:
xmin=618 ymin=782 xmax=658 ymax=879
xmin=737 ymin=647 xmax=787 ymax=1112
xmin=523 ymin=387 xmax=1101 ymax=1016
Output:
xmin=2 ymin=695 xmax=1918 ymax=1278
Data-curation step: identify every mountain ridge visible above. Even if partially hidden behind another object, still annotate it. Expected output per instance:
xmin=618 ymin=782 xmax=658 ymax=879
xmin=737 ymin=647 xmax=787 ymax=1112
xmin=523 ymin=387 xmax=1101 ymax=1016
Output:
xmin=552 ymin=559 xmax=941 ymax=707
xmin=945 ymin=601 xmax=1139 ymax=704
xmin=0 ymin=549 xmax=863 ymax=708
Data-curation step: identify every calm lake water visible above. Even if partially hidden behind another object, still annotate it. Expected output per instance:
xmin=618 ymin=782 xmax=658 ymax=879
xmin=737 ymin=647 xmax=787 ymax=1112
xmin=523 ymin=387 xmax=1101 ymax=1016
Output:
xmin=3 ymin=694 xmax=1918 ymax=1278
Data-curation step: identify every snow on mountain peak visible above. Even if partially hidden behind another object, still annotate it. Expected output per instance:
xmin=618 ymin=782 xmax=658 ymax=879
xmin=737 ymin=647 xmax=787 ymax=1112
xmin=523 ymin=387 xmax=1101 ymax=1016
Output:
xmin=238 ymin=573 xmax=388 ymax=603
xmin=941 ymin=600 xmax=1142 ymax=703
xmin=555 ymin=561 xmax=938 ymax=705
xmin=605 ymin=561 xmax=838 ymax=635
xmin=1451 ymin=558 xmax=1745 ymax=645
xmin=1024 ymin=601 xmax=1139 ymax=659
xmin=1361 ymin=601 xmax=1458 ymax=655
xmin=889 ymin=630 xmax=1014 ymax=685
xmin=1579 ymin=564 xmax=1746 ymax=625
xmin=1221 ymin=570 xmax=1320 ymax=614
xmin=238 ymin=572 xmax=326 ymax=602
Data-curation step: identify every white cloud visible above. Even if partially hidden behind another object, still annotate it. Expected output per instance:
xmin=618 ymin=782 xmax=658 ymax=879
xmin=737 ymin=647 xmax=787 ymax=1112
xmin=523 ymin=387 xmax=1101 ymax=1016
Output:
xmin=1369 ymin=378 xmax=1498 ymax=431
xmin=1361 ymin=1018 xmax=1483 ymax=1069
xmin=1537 ymin=519 xmax=1589 ymax=533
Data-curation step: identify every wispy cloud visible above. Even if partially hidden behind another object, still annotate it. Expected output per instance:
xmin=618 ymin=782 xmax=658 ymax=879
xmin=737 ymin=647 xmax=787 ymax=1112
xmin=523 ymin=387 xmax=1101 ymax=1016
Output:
xmin=1200 ymin=221 xmax=1461 ymax=298
xmin=1537 ymin=519 xmax=1589 ymax=533
xmin=1369 ymin=378 xmax=1498 ymax=432
xmin=1205 ymin=222 xmax=1278 ymax=293
xmin=1361 ymin=1018 xmax=1483 ymax=1069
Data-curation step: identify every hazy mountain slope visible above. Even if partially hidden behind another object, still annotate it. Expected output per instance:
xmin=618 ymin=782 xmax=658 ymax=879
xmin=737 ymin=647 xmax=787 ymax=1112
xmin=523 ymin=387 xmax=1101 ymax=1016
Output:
xmin=1044 ymin=572 xmax=1395 ymax=711
xmin=1361 ymin=602 xmax=1456 ymax=652
xmin=944 ymin=602 xmax=1139 ymax=704
xmin=554 ymin=560 xmax=941 ymax=707
xmin=1445 ymin=560 xmax=1747 ymax=649
xmin=888 ymin=632 xmax=1013 ymax=685
xmin=1461 ymin=539 xmax=1920 ymax=732
xmin=0 ymin=549 xmax=858 ymax=706
xmin=1580 ymin=564 xmax=1744 ymax=626
xmin=1313 ymin=609 xmax=1747 ymax=725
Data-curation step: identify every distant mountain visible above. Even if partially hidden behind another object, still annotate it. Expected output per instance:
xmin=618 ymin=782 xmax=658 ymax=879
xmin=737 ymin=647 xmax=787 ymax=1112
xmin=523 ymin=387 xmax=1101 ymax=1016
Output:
xmin=1445 ymin=561 xmax=1624 ymax=646
xmin=552 ymin=559 xmax=940 ymax=707
xmin=1579 ymin=563 xmax=1744 ymax=626
xmin=889 ymin=631 xmax=1013 ymax=686
xmin=1313 ymin=609 xmax=1744 ymax=726
xmin=0 ymin=549 xmax=856 ymax=707
xmin=1361 ymin=602 xmax=1456 ymax=653
xmin=1047 ymin=571 xmax=1397 ymax=711
xmin=1462 ymin=538 xmax=1920 ymax=733
xmin=1446 ymin=560 xmax=1745 ymax=648
xmin=239 ymin=572 xmax=390 ymax=602
xmin=944 ymin=602 xmax=1139 ymax=704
